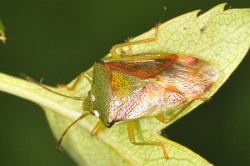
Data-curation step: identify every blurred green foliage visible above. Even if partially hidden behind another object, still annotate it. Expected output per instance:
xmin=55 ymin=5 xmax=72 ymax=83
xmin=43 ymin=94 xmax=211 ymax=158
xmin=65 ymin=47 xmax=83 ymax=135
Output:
xmin=0 ymin=1 xmax=249 ymax=166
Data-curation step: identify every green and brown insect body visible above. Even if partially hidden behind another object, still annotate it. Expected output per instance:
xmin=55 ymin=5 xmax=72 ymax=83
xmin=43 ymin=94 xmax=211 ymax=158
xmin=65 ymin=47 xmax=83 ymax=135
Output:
xmin=88 ymin=54 xmax=219 ymax=128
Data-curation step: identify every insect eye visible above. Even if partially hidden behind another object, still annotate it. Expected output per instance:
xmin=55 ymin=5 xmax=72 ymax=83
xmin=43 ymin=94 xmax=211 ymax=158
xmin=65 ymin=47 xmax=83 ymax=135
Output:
xmin=91 ymin=110 xmax=100 ymax=118
xmin=91 ymin=94 xmax=95 ymax=101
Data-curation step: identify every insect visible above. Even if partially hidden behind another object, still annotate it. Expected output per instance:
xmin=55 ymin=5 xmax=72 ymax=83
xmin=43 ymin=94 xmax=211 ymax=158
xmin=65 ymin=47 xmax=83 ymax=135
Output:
xmin=24 ymin=23 xmax=219 ymax=160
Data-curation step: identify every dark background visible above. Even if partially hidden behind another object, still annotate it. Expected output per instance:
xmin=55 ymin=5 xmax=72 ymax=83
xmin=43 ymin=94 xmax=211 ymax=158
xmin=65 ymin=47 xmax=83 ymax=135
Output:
xmin=0 ymin=1 xmax=249 ymax=166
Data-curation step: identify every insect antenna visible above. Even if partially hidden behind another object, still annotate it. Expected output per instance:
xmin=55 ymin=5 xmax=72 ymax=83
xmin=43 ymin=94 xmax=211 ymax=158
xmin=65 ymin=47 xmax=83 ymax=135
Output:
xmin=22 ymin=73 xmax=91 ymax=150
xmin=21 ymin=73 xmax=85 ymax=101
xmin=57 ymin=112 xmax=90 ymax=152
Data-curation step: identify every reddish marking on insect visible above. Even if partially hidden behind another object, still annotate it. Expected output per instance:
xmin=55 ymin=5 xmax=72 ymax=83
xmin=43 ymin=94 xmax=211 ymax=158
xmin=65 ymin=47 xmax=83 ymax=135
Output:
xmin=105 ymin=54 xmax=178 ymax=79
xmin=178 ymin=56 xmax=199 ymax=66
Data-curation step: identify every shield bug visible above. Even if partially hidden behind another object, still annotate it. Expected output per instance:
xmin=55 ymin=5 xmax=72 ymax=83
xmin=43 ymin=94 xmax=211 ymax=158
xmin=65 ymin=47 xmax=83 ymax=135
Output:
xmin=24 ymin=24 xmax=219 ymax=160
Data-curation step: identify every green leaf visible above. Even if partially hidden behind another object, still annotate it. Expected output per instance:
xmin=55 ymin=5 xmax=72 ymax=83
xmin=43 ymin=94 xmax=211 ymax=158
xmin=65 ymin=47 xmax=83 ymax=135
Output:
xmin=0 ymin=19 xmax=6 ymax=44
xmin=0 ymin=4 xmax=249 ymax=166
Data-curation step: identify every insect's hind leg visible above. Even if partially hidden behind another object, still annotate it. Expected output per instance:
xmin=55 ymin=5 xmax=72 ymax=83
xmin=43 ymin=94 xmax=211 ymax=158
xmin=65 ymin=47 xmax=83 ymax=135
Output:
xmin=110 ymin=23 xmax=160 ymax=59
xmin=155 ymin=101 xmax=194 ymax=124
xmin=127 ymin=121 xmax=169 ymax=159
xmin=156 ymin=97 xmax=210 ymax=124
xmin=59 ymin=72 xmax=92 ymax=91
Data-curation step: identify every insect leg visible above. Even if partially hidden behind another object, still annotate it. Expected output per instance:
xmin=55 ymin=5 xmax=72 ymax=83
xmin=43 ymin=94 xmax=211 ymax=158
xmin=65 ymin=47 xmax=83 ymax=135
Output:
xmin=110 ymin=23 xmax=160 ymax=59
xmin=91 ymin=120 xmax=105 ymax=137
xmin=120 ymin=38 xmax=133 ymax=56
xmin=155 ymin=115 xmax=173 ymax=124
xmin=57 ymin=112 xmax=90 ymax=151
xmin=59 ymin=71 xmax=92 ymax=91
xmin=127 ymin=121 xmax=169 ymax=159
xmin=155 ymin=101 xmax=193 ymax=123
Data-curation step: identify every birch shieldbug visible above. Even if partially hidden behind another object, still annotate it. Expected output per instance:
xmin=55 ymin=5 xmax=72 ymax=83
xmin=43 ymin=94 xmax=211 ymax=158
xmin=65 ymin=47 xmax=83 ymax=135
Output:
xmin=23 ymin=24 xmax=219 ymax=160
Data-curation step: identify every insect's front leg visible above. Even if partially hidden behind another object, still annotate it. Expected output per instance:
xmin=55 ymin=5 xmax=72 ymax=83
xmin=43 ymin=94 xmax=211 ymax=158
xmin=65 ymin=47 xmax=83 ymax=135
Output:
xmin=59 ymin=72 xmax=92 ymax=91
xmin=110 ymin=23 xmax=160 ymax=59
xmin=91 ymin=120 xmax=105 ymax=137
